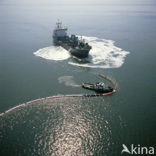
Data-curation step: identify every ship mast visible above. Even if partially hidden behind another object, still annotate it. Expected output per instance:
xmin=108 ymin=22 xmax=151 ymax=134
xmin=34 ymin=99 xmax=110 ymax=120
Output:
xmin=56 ymin=19 xmax=62 ymax=29
xmin=54 ymin=20 xmax=68 ymax=37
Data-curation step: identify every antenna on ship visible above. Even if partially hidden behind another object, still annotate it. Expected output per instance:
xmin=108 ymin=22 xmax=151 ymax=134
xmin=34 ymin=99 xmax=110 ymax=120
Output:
xmin=56 ymin=19 xmax=62 ymax=29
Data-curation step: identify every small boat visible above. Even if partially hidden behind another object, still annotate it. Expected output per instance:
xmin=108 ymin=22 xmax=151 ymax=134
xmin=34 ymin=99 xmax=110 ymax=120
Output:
xmin=82 ymin=82 xmax=113 ymax=93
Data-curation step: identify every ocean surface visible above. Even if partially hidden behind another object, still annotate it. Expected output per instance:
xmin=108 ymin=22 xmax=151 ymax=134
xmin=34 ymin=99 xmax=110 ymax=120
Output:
xmin=0 ymin=0 xmax=156 ymax=155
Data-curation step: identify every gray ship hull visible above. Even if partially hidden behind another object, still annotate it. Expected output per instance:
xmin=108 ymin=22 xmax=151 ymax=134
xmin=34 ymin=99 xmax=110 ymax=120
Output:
xmin=61 ymin=43 xmax=89 ymax=58
xmin=53 ymin=36 xmax=91 ymax=58
xmin=54 ymin=41 xmax=90 ymax=58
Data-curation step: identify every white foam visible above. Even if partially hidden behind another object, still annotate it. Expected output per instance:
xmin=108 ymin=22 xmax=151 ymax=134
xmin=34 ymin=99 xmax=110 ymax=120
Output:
xmin=69 ymin=36 xmax=130 ymax=68
xmin=34 ymin=46 xmax=70 ymax=61
xmin=34 ymin=36 xmax=130 ymax=68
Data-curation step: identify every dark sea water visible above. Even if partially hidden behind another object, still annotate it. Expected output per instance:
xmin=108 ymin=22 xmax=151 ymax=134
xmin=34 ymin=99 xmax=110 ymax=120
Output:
xmin=0 ymin=0 xmax=156 ymax=155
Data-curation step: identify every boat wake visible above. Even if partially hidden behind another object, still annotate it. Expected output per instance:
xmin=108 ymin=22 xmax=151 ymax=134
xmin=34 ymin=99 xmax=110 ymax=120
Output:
xmin=58 ymin=76 xmax=80 ymax=87
xmin=34 ymin=36 xmax=129 ymax=68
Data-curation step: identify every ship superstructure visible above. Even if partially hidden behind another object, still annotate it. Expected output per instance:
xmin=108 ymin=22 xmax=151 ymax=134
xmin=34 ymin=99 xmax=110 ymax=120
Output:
xmin=53 ymin=21 xmax=91 ymax=58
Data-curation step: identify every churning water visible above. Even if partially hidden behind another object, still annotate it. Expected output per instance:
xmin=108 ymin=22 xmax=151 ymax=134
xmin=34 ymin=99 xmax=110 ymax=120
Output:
xmin=34 ymin=46 xmax=70 ymax=61
xmin=34 ymin=36 xmax=129 ymax=68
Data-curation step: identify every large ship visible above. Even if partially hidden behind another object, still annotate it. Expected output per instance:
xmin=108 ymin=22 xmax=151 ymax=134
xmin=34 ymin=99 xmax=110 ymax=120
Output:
xmin=53 ymin=21 xmax=91 ymax=58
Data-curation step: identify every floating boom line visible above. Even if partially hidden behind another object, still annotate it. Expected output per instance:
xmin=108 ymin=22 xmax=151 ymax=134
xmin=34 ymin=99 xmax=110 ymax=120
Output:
xmin=0 ymin=74 xmax=117 ymax=117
